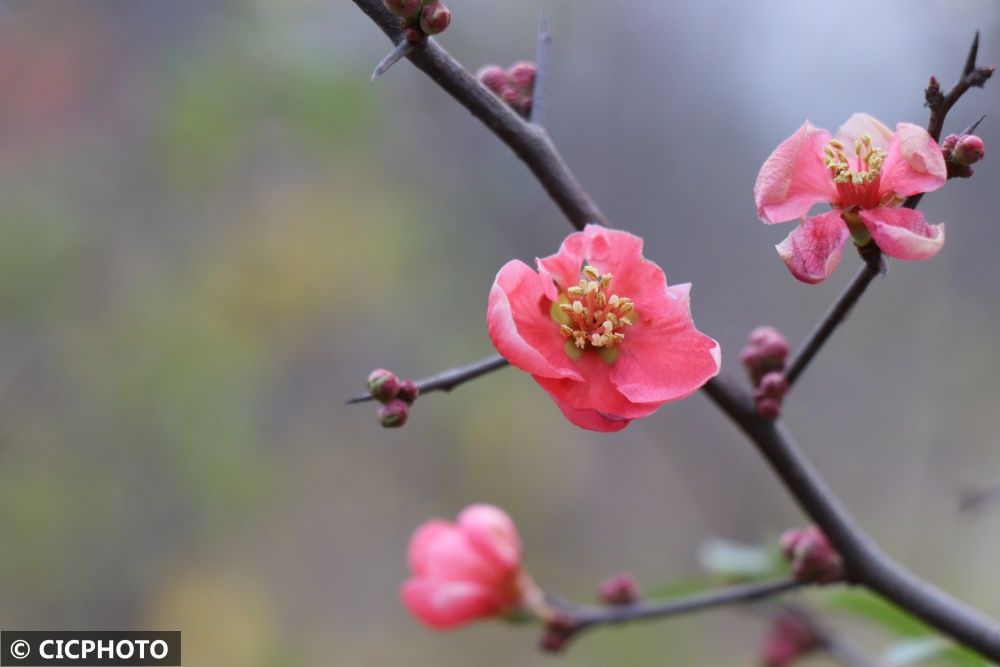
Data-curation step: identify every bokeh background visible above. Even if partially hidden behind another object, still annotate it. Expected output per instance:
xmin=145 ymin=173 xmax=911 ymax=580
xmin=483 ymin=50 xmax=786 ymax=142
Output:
xmin=1 ymin=1 xmax=999 ymax=665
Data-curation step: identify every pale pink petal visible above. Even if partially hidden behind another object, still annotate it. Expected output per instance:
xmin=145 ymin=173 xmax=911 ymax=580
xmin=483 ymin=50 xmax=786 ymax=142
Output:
xmin=534 ymin=352 xmax=661 ymax=424
xmin=401 ymin=579 xmax=505 ymax=630
xmin=775 ymin=210 xmax=850 ymax=284
xmin=416 ymin=526 xmax=497 ymax=584
xmin=754 ymin=121 xmax=838 ymax=224
xmin=458 ymin=504 xmax=522 ymax=574
xmin=834 ymin=113 xmax=894 ymax=154
xmin=487 ymin=260 xmax=583 ymax=381
xmin=408 ymin=520 xmax=452 ymax=575
xmin=878 ymin=123 xmax=947 ymax=197
xmin=549 ymin=394 xmax=633 ymax=432
xmin=610 ymin=283 xmax=721 ymax=403
xmin=859 ymin=207 xmax=945 ymax=261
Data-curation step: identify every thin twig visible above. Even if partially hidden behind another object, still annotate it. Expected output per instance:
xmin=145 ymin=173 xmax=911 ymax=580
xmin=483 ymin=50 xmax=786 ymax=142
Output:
xmin=557 ymin=577 xmax=807 ymax=635
xmin=353 ymin=0 xmax=606 ymax=228
xmin=347 ymin=353 xmax=509 ymax=404
xmin=530 ymin=13 xmax=551 ymax=126
xmin=784 ymin=251 xmax=884 ymax=387
xmin=925 ymin=31 xmax=994 ymax=143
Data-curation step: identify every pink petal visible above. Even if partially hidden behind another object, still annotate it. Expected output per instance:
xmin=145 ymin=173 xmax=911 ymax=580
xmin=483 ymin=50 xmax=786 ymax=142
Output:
xmin=878 ymin=123 xmax=947 ymax=198
xmin=858 ymin=207 xmax=945 ymax=261
xmin=754 ymin=121 xmax=837 ymax=224
xmin=549 ymin=394 xmax=633 ymax=432
xmin=408 ymin=519 xmax=453 ymax=575
xmin=414 ymin=524 xmax=498 ymax=584
xmin=609 ymin=283 xmax=721 ymax=403
xmin=401 ymin=578 xmax=505 ymax=630
xmin=775 ymin=210 xmax=851 ymax=284
xmin=487 ymin=260 xmax=583 ymax=381
xmin=537 ymin=225 xmax=671 ymax=320
xmin=534 ymin=352 xmax=662 ymax=424
xmin=458 ymin=504 xmax=522 ymax=574
xmin=834 ymin=113 xmax=894 ymax=154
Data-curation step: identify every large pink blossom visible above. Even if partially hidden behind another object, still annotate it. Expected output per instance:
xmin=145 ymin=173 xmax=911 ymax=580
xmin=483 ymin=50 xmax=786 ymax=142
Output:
xmin=401 ymin=504 xmax=528 ymax=630
xmin=487 ymin=225 xmax=721 ymax=432
xmin=754 ymin=113 xmax=947 ymax=284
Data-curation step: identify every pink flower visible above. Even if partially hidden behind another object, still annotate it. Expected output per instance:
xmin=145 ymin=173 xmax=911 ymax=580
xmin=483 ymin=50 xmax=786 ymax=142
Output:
xmin=401 ymin=504 xmax=527 ymax=630
xmin=487 ymin=225 xmax=721 ymax=432
xmin=754 ymin=113 xmax=948 ymax=284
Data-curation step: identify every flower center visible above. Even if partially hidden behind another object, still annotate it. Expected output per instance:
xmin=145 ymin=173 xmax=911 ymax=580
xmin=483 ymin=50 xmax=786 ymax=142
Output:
xmin=823 ymin=133 xmax=888 ymax=210
xmin=555 ymin=264 xmax=635 ymax=355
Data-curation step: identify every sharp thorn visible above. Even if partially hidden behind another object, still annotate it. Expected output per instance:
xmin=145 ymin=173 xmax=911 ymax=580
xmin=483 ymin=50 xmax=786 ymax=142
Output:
xmin=371 ymin=40 xmax=414 ymax=81
xmin=964 ymin=114 xmax=987 ymax=135
xmin=963 ymin=30 xmax=980 ymax=78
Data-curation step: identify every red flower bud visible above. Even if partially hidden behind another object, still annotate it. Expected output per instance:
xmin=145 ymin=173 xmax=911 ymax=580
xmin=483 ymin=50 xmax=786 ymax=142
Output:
xmin=419 ymin=1 xmax=451 ymax=36
xmin=378 ymin=399 xmax=410 ymax=428
xmin=759 ymin=611 xmax=819 ymax=667
xmin=367 ymin=368 xmax=400 ymax=403
xmin=507 ymin=61 xmax=537 ymax=94
xmin=383 ymin=0 xmax=421 ymax=17
xmin=397 ymin=379 xmax=420 ymax=405
xmin=539 ymin=614 xmax=580 ymax=653
xmin=953 ymin=134 xmax=985 ymax=166
xmin=597 ymin=571 xmax=641 ymax=606
xmin=477 ymin=65 xmax=508 ymax=95
xmin=779 ymin=525 xmax=843 ymax=584
xmin=741 ymin=326 xmax=789 ymax=385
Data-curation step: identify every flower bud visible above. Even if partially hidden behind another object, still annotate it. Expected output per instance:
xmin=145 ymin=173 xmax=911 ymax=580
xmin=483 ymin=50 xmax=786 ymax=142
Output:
xmin=953 ymin=134 xmax=985 ymax=166
xmin=383 ymin=0 xmax=422 ymax=17
xmin=402 ymin=25 xmax=425 ymax=43
xmin=477 ymin=65 xmax=508 ymax=95
xmin=539 ymin=614 xmax=580 ymax=653
xmin=753 ymin=371 xmax=788 ymax=419
xmin=367 ymin=368 xmax=400 ymax=403
xmin=419 ymin=1 xmax=451 ymax=36
xmin=378 ymin=399 xmax=410 ymax=428
xmin=597 ymin=571 xmax=641 ymax=606
xmin=780 ymin=525 xmax=843 ymax=585
xmin=397 ymin=379 xmax=419 ymax=405
xmin=741 ymin=326 xmax=789 ymax=385
xmin=507 ymin=61 xmax=537 ymax=94
xmin=759 ymin=610 xmax=819 ymax=667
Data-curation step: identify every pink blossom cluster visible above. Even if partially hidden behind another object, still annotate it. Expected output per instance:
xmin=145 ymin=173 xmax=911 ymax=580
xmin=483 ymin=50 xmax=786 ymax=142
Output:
xmin=383 ymin=0 xmax=451 ymax=41
xmin=477 ymin=62 xmax=537 ymax=118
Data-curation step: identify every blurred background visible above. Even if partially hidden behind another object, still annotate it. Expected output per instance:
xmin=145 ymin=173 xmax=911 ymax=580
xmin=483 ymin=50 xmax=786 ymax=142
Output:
xmin=1 ymin=1 xmax=999 ymax=665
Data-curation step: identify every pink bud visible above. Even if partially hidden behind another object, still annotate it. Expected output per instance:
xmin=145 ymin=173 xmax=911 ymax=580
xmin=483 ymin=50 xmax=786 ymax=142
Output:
xmin=401 ymin=504 xmax=526 ymax=629
xmin=402 ymin=25 xmax=425 ymax=43
xmin=477 ymin=65 xmax=508 ymax=95
xmin=419 ymin=1 xmax=451 ymax=36
xmin=367 ymin=368 xmax=400 ymax=403
xmin=741 ymin=326 xmax=789 ymax=385
xmin=397 ymin=379 xmax=419 ymax=405
xmin=597 ymin=571 xmax=641 ymax=606
xmin=779 ymin=525 xmax=843 ymax=585
xmin=539 ymin=614 xmax=579 ymax=653
xmin=377 ymin=399 xmax=409 ymax=428
xmin=753 ymin=371 xmax=788 ymax=419
xmin=507 ymin=61 xmax=537 ymax=94
xmin=760 ymin=611 xmax=819 ymax=667
xmin=940 ymin=133 xmax=960 ymax=158
xmin=383 ymin=0 xmax=422 ymax=17
xmin=953 ymin=134 xmax=985 ymax=165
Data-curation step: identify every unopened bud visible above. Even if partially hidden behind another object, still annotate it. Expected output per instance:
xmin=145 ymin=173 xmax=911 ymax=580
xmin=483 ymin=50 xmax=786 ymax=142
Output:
xmin=367 ymin=368 xmax=400 ymax=403
xmin=759 ymin=611 xmax=819 ymax=667
xmin=539 ymin=614 xmax=579 ymax=653
xmin=780 ymin=525 xmax=843 ymax=584
xmin=477 ymin=65 xmax=508 ymax=95
xmin=741 ymin=326 xmax=789 ymax=385
xmin=597 ymin=571 xmax=641 ymax=606
xmin=419 ymin=1 xmax=451 ymax=36
xmin=383 ymin=0 xmax=421 ymax=17
xmin=397 ymin=379 xmax=420 ymax=405
xmin=378 ymin=399 xmax=410 ymax=428
xmin=953 ymin=134 xmax=985 ymax=165
xmin=507 ymin=61 xmax=537 ymax=93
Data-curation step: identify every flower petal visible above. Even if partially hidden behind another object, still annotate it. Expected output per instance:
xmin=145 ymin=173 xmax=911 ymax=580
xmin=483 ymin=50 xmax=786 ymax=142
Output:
xmin=401 ymin=579 xmax=504 ymax=630
xmin=878 ymin=123 xmax=947 ymax=198
xmin=548 ymin=395 xmax=633 ymax=432
xmin=834 ymin=113 xmax=894 ymax=154
xmin=408 ymin=519 xmax=453 ymax=575
xmin=754 ymin=121 xmax=837 ymax=224
xmin=458 ymin=504 xmax=521 ymax=574
xmin=414 ymin=524 xmax=497 ymax=583
xmin=775 ymin=210 xmax=851 ymax=284
xmin=487 ymin=259 xmax=582 ymax=381
xmin=534 ymin=352 xmax=661 ymax=423
xmin=859 ymin=207 xmax=945 ymax=261
xmin=536 ymin=225 xmax=671 ymax=320
xmin=610 ymin=283 xmax=721 ymax=403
